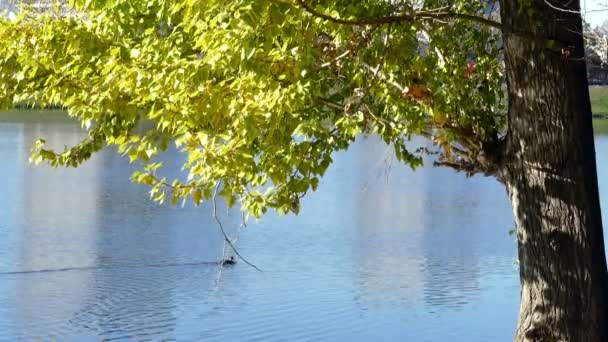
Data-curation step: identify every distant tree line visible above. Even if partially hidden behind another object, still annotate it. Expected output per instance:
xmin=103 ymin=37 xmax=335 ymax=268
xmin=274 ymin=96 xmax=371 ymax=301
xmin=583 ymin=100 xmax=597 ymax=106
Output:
xmin=586 ymin=20 xmax=608 ymax=84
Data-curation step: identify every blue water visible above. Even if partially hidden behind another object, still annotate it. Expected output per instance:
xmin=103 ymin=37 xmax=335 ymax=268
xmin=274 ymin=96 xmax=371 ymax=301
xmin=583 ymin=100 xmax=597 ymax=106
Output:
xmin=5 ymin=110 xmax=603 ymax=341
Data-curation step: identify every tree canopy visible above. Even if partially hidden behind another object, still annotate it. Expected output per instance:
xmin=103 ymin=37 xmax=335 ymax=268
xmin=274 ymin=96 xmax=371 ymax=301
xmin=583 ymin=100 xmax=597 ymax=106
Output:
xmin=585 ymin=18 xmax=608 ymax=66
xmin=0 ymin=1 xmax=504 ymax=217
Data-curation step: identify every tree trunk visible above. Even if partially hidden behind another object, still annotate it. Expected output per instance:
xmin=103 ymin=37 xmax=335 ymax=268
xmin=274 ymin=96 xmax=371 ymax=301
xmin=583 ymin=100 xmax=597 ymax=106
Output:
xmin=500 ymin=1 xmax=608 ymax=340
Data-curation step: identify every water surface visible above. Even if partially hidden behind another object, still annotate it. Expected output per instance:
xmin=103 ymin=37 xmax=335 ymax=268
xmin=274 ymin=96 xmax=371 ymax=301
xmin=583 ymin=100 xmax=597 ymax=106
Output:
xmin=4 ymin=111 xmax=603 ymax=341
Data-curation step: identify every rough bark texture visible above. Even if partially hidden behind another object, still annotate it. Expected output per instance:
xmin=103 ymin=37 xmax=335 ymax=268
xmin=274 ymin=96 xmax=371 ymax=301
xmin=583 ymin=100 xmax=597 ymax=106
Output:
xmin=500 ymin=1 xmax=608 ymax=341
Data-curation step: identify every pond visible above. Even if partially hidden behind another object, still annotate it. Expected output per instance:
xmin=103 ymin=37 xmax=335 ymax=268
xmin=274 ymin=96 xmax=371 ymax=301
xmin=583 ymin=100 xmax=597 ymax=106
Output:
xmin=1 ymin=110 xmax=607 ymax=341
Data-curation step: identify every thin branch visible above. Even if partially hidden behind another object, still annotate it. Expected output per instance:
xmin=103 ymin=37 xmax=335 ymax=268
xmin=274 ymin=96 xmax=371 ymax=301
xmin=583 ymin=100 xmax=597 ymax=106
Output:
xmin=543 ymin=0 xmax=586 ymax=14
xmin=360 ymin=62 xmax=406 ymax=92
xmin=433 ymin=159 xmax=480 ymax=175
xmin=294 ymin=0 xmax=503 ymax=30
xmin=212 ymin=183 xmax=263 ymax=272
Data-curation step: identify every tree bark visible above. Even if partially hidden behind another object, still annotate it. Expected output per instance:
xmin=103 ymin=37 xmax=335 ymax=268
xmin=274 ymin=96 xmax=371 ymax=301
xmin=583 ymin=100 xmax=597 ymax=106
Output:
xmin=500 ymin=1 xmax=608 ymax=341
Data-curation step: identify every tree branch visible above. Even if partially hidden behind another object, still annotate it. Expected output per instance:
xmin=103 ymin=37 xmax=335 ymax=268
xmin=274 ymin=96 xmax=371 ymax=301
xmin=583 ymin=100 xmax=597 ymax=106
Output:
xmin=294 ymin=0 xmax=503 ymax=31
xmin=433 ymin=159 xmax=480 ymax=175
xmin=212 ymin=183 xmax=262 ymax=272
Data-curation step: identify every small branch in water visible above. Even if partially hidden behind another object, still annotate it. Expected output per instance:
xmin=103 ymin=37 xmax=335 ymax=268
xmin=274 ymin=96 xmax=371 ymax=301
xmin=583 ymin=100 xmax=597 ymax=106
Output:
xmin=212 ymin=183 xmax=263 ymax=272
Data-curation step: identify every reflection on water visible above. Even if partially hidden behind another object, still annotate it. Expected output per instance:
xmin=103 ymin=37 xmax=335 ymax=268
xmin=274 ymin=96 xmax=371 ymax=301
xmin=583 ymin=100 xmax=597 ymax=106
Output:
xmin=0 ymin=110 xmax=547 ymax=341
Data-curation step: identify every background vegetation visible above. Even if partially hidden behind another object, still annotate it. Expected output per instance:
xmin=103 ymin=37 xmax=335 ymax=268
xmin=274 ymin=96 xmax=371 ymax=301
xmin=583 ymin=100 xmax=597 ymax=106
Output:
xmin=591 ymin=86 xmax=608 ymax=115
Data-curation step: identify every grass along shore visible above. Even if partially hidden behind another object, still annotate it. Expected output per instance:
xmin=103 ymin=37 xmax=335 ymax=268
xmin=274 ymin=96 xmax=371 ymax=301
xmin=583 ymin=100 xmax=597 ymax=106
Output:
xmin=591 ymin=86 xmax=608 ymax=116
